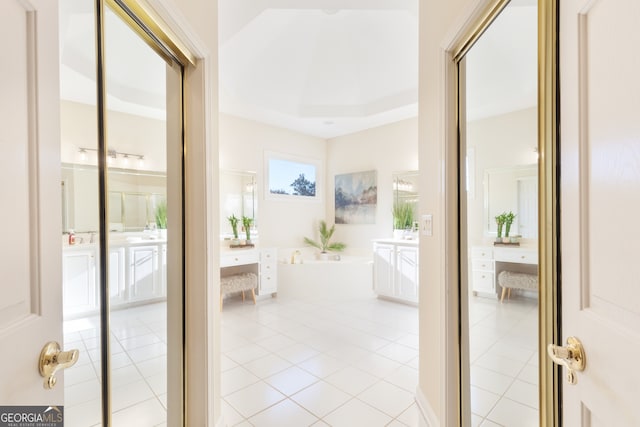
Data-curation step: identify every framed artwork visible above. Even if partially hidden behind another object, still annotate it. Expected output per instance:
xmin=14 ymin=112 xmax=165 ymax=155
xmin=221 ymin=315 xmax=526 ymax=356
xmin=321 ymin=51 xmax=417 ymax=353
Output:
xmin=335 ymin=170 xmax=377 ymax=224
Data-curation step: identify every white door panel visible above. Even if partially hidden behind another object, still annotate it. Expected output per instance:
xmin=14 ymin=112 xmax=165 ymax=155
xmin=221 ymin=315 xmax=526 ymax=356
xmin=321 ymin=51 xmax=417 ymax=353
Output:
xmin=0 ymin=0 xmax=63 ymax=404
xmin=560 ymin=0 xmax=640 ymax=423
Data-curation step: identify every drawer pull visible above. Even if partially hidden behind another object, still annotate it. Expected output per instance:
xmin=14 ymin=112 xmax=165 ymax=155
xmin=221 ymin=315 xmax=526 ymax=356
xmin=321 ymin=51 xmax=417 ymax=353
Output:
xmin=481 ymin=275 xmax=485 ymax=279
xmin=521 ymin=256 xmax=525 ymax=259
xmin=235 ymin=257 xmax=239 ymax=261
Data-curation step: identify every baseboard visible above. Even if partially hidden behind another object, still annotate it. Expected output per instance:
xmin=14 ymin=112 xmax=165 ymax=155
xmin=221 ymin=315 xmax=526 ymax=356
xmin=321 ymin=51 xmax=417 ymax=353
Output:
xmin=415 ymin=386 xmax=439 ymax=427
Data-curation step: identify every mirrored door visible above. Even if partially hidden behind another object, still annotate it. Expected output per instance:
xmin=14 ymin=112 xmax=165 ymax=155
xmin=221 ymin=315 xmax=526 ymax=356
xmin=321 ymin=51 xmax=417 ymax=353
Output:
xmin=60 ymin=0 xmax=185 ymax=424
xmin=459 ymin=1 xmax=540 ymax=425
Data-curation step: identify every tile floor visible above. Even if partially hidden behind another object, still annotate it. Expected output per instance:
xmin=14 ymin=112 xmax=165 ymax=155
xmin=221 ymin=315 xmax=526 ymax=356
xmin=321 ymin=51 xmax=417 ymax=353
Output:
xmin=62 ymin=292 xmax=537 ymax=427
xmin=63 ymin=303 xmax=168 ymax=427
xmin=219 ymin=296 xmax=420 ymax=427
xmin=468 ymin=294 xmax=539 ymax=427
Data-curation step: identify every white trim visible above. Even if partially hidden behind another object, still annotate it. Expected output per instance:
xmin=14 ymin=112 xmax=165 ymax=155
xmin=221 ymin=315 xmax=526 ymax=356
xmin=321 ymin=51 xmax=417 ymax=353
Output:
xmin=142 ymin=1 xmax=219 ymax=425
xmin=416 ymin=386 xmax=439 ymax=427
xmin=214 ymin=415 xmax=226 ymax=427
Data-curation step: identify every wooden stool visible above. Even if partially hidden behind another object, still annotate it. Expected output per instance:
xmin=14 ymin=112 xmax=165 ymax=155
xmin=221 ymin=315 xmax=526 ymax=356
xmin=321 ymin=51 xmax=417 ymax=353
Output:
xmin=220 ymin=272 xmax=258 ymax=310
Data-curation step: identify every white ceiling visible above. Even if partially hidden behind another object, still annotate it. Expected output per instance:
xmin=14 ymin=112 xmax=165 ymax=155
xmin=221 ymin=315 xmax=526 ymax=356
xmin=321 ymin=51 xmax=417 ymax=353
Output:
xmin=58 ymin=0 xmax=537 ymax=139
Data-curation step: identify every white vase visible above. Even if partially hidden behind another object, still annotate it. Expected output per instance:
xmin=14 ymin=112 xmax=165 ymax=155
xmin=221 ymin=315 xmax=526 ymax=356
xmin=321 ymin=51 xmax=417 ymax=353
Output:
xmin=393 ymin=229 xmax=404 ymax=239
xmin=317 ymin=252 xmax=330 ymax=261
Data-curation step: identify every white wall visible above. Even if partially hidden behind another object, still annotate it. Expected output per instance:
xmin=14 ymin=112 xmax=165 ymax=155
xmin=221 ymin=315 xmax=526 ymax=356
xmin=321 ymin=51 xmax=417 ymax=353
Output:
xmin=219 ymin=114 xmax=327 ymax=251
xmin=467 ymin=107 xmax=537 ymax=246
xmin=219 ymin=114 xmax=418 ymax=256
xmin=326 ymin=118 xmax=418 ymax=255
xmin=60 ymin=100 xmax=167 ymax=172
xmin=419 ymin=0 xmax=485 ymax=423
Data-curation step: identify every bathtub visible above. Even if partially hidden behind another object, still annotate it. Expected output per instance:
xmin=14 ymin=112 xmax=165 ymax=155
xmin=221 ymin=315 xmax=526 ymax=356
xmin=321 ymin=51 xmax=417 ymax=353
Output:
xmin=278 ymin=255 xmax=374 ymax=300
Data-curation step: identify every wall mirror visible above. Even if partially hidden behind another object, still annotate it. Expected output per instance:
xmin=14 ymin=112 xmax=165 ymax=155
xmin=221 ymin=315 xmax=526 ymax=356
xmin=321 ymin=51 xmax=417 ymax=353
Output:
xmin=61 ymin=163 xmax=166 ymax=232
xmin=484 ymin=164 xmax=538 ymax=238
xmin=392 ymin=170 xmax=419 ymax=230
xmin=220 ymin=170 xmax=257 ymax=237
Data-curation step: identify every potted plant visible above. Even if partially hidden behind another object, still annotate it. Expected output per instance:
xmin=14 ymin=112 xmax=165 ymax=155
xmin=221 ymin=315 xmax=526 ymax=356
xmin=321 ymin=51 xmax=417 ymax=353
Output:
xmin=241 ymin=215 xmax=253 ymax=244
xmin=155 ymin=199 xmax=167 ymax=239
xmin=227 ymin=214 xmax=240 ymax=245
xmin=304 ymin=220 xmax=346 ymax=259
xmin=392 ymin=201 xmax=414 ymax=239
xmin=504 ymin=211 xmax=517 ymax=240
xmin=495 ymin=212 xmax=506 ymax=241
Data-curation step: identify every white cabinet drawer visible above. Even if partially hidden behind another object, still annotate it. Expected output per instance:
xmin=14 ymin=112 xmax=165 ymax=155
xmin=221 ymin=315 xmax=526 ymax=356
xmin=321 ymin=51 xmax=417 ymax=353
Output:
xmin=260 ymin=248 xmax=277 ymax=263
xmin=260 ymin=262 xmax=275 ymax=275
xmin=220 ymin=251 xmax=259 ymax=268
xmin=472 ymin=259 xmax=495 ymax=272
xmin=472 ymin=271 xmax=495 ymax=293
xmin=471 ymin=247 xmax=493 ymax=260
xmin=494 ymin=249 xmax=538 ymax=265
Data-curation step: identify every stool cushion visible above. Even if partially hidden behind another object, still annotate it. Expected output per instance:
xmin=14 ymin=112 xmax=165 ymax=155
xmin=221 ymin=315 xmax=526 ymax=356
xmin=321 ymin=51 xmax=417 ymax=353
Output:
xmin=498 ymin=271 xmax=538 ymax=290
xmin=221 ymin=272 xmax=258 ymax=295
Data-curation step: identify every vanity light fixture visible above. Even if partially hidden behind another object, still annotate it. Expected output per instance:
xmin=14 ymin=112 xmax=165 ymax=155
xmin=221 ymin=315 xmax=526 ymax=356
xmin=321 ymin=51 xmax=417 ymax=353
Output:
xmin=78 ymin=147 xmax=145 ymax=168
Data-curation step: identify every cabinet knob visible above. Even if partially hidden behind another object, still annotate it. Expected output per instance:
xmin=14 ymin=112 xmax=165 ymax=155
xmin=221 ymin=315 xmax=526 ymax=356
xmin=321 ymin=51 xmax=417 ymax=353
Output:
xmin=481 ymin=275 xmax=485 ymax=279
xmin=481 ymin=253 xmax=485 ymax=256
xmin=521 ymin=256 xmax=525 ymax=259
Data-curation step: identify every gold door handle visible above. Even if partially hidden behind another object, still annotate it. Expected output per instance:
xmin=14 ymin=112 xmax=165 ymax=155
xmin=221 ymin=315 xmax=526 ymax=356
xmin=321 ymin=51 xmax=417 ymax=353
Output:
xmin=39 ymin=341 xmax=79 ymax=389
xmin=547 ymin=336 xmax=586 ymax=384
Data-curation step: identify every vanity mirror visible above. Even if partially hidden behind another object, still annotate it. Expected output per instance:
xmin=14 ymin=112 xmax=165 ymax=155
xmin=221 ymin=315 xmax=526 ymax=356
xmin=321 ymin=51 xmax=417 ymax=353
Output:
xmin=220 ymin=170 xmax=257 ymax=237
xmin=484 ymin=164 xmax=537 ymax=238
xmin=61 ymin=163 xmax=166 ymax=232
xmin=392 ymin=171 xmax=419 ymax=232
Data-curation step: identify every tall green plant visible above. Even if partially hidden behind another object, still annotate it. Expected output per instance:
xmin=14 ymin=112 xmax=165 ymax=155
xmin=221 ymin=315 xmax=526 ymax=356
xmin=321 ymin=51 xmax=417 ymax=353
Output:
xmin=495 ymin=212 xmax=506 ymax=238
xmin=504 ymin=211 xmax=516 ymax=237
xmin=241 ymin=216 xmax=253 ymax=241
xmin=393 ymin=202 xmax=414 ymax=229
xmin=304 ymin=220 xmax=346 ymax=253
xmin=227 ymin=214 xmax=239 ymax=239
xmin=155 ymin=199 xmax=167 ymax=229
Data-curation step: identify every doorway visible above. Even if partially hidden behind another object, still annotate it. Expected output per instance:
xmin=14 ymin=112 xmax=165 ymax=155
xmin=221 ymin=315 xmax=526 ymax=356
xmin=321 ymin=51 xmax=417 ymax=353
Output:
xmin=59 ymin=0 xmax=185 ymax=424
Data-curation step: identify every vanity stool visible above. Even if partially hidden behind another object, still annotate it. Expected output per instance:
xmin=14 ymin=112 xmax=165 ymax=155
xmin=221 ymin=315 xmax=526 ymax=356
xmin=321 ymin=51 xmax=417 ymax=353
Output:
xmin=220 ymin=272 xmax=258 ymax=310
xmin=498 ymin=270 xmax=538 ymax=302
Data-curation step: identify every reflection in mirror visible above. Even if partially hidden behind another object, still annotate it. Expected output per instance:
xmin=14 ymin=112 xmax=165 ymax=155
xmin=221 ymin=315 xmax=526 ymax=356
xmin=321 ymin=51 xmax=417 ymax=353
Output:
xmin=460 ymin=1 xmax=539 ymax=425
xmin=220 ymin=170 xmax=257 ymax=238
xmin=61 ymin=163 xmax=166 ymax=232
xmin=392 ymin=170 xmax=419 ymax=232
xmin=484 ymin=164 xmax=537 ymax=238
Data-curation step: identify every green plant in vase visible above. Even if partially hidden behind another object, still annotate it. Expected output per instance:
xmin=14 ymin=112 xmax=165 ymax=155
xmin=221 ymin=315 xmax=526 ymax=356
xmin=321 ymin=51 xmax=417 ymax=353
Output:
xmin=304 ymin=220 xmax=346 ymax=257
xmin=495 ymin=212 xmax=506 ymax=239
xmin=155 ymin=199 xmax=167 ymax=229
xmin=504 ymin=211 xmax=517 ymax=237
xmin=241 ymin=215 xmax=253 ymax=243
xmin=227 ymin=214 xmax=240 ymax=243
xmin=392 ymin=201 xmax=414 ymax=239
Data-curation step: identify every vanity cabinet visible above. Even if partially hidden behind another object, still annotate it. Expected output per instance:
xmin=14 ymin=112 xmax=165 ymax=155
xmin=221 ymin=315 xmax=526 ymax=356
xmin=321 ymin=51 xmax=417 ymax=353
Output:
xmin=62 ymin=240 xmax=168 ymax=317
xmin=129 ymin=245 xmax=163 ymax=301
xmin=259 ymin=248 xmax=278 ymax=295
xmin=470 ymin=247 xmax=496 ymax=295
xmin=470 ymin=246 xmax=538 ymax=297
xmin=220 ymin=247 xmax=278 ymax=297
xmin=373 ymin=240 xmax=419 ymax=304
xmin=62 ymin=247 xmax=98 ymax=316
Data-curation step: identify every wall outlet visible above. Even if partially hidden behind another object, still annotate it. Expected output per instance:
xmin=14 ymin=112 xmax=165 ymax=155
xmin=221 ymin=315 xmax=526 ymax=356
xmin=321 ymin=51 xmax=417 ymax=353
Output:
xmin=421 ymin=214 xmax=433 ymax=236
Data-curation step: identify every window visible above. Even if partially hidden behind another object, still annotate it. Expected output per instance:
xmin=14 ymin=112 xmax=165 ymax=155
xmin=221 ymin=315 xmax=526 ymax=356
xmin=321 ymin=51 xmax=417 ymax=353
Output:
xmin=265 ymin=152 xmax=321 ymax=200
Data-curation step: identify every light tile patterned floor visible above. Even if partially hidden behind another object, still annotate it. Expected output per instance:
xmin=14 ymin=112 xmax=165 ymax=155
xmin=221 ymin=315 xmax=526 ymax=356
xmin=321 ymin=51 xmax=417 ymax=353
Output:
xmin=63 ymin=292 xmax=537 ymax=426
xmin=468 ymin=294 xmax=539 ymax=427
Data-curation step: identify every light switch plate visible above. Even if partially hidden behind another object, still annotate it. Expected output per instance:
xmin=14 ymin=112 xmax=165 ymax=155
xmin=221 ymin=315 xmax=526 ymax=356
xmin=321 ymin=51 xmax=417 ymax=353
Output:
xmin=421 ymin=214 xmax=433 ymax=236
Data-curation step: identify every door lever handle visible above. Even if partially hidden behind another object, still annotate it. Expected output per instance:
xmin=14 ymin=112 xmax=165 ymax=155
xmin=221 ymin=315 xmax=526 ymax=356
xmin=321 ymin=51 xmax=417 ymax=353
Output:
xmin=39 ymin=341 xmax=80 ymax=389
xmin=547 ymin=336 xmax=586 ymax=384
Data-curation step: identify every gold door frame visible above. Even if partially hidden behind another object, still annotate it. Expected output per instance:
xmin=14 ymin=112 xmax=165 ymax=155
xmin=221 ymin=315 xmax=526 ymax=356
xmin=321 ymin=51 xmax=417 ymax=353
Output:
xmin=448 ymin=0 xmax=560 ymax=425
xmin=93 ymin=0 xmax=191 ymax=425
